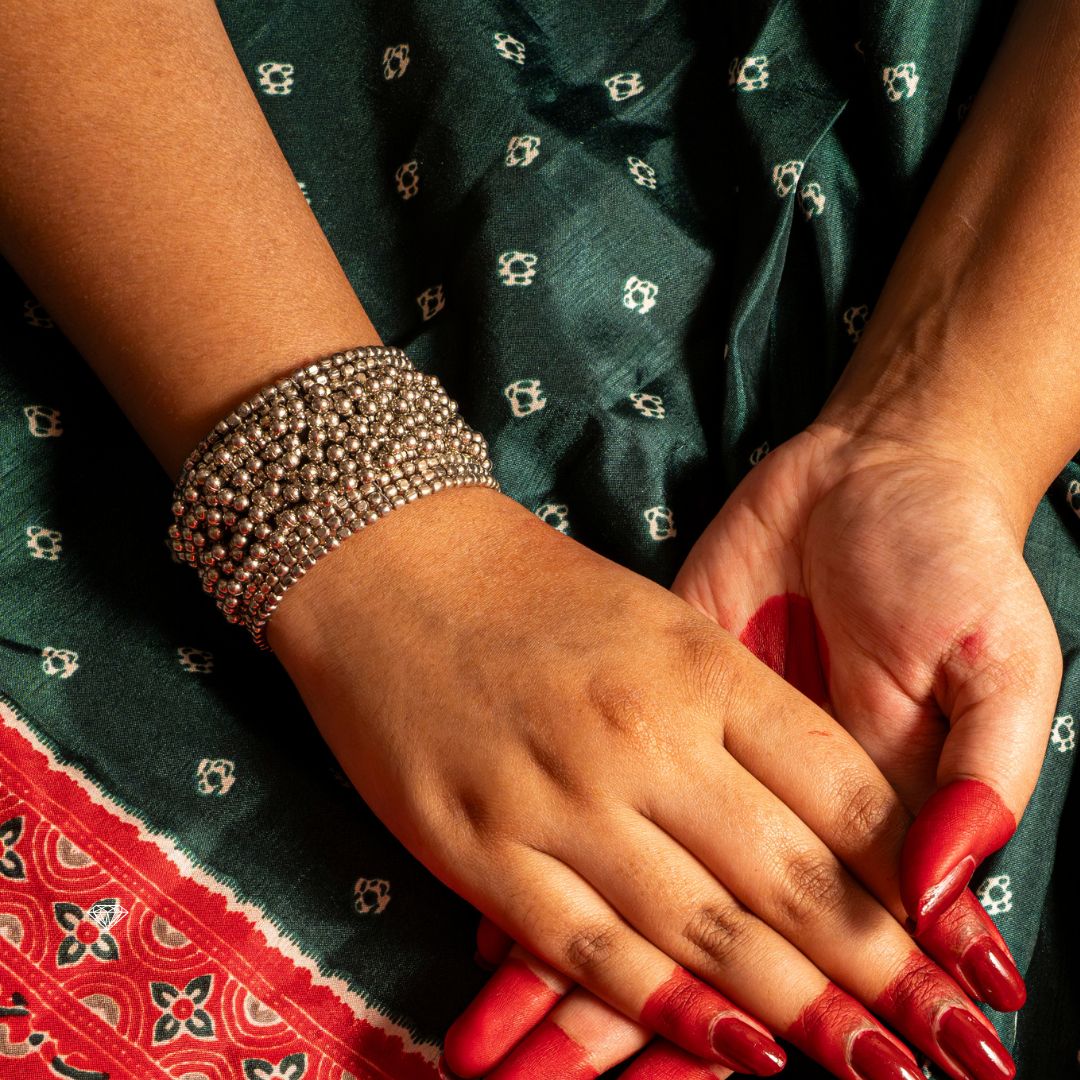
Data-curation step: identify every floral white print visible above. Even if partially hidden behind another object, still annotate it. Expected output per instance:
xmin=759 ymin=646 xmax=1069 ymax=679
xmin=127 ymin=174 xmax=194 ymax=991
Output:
xmin=843 ymin=304 xmax=870 ymax=343
xmin=629 ymin=392 xmax=665 ymax=419
xmin=196 ymin=758 xmax=237 ymax=796
xmin=26 ymin=526 xmax=62 ymax=561
xmin=395 ymin=160 xmax=419 ymax=199
xmin=42 ymin=647 xmax=79 ymax=679
xmin=382 ymin=44 xmax=410 ymax=80
xmin=416 ymin=284 xmax=445 ymax=321
xmin=354 ymin=877 xmax=391 ymax=914
xmin=505 ymin=135 xmax=541 ymax=167
xmin=728 ymin=55 xmax=769 ymax=91
xmin=493 ymin=32 xmax=525 ymax=65
xmin=605 ymin=72 xmax=644 ymax=101
xmin=623 ymin=276 xmax=658 ymax=314
xmin=504 ymin=379 xmax=547 ymax=417
xmin=498 ymin=251 xmax=538 ymax=286
xmin=256 ymin=61 xmax=294 ymax=95
xmin=1051 ymin=714 xmax=1075 ymax=753
xmin=976 ymin=874 xmax=1013 ymax=916
xmin=535 ymin=503 xmax=570 ymax=534
xmin=772 ymin=160 xmax=804 ymax=198
xmin=798 ymin=181 xmax=826 ymax=219
xmin=750 ymin=442 xmax=770 ymax=465
xmin=626 ymin=156 xmax=657 ymax=189
xmin=643 ymin=506 xmax=676 ymax=541
xmin=24 ymin=405 xmax=62 ymax=438
xmin=177 ymin=647 xmax=213 ymax=674
xmin=882 ymin=62 xmax=919 ymax=102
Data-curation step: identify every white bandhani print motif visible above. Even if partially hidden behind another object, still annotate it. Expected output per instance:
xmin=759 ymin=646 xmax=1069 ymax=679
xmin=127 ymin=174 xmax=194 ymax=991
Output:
xmin=623 ymin=276 xmax=658 ymax=314
xmin=1051 ymin=714 xmax=1076 ymax=752
xmin=977 ymin=874 xmax=1013 ymax=916
xmin=629 ymin=392 xmax=665 ymax=419
xmin=297 ymin=180 xmax=311 ymax=206
xmin=498 ymin=251 xmax=538 ymax=286
xmin=23 ymin=300 xmax=53 ymax=328
xmin=41 ymin=648 xmax=79 ymax=679
xmin=535 ymin=503 xmax=570 ymax=534
xmin=416 ymin=285 xmax=445 ymax=320
xmin=493 ymin=32 xmax=525 ymax=65
xmin=395 ymin=160 xmax=419 ymax=199
xmin=354 ymin=878 xmax=391 ymax=915
xmin=750 ymin=442 xmax=770 ymax=465
xmin=626 ymin=156 xmax=657 ymax=189
xmin=882 ymin=62 xmax=919 ymax=102
xmin=643 ymin=506 xmax=676 ymax=541
xmin=26 ymin=526 xmax=62 ymax=561
xmin=256 ymin=62 xmax=294 ymax=95
xmin=177 ymin=647 xmax=214 ymax=675
xmin=382 ymin=45 xmax=410 ymax=80
xmin=195 ymin=758 xmax=237 ymax=796
xmin=843 ymin=304 xmax=870 ymax=343
xmin=504 ymin=379 xmax=547 ymax=417
xmin=505 ymin=135 xmax=541 ymax=167
xmin=728 ymin=55 xmax=769 ymax=91
xmin=772 ymin=160 xmax=805 ymax=198
xmin=798 ymin=181 xmax=826 ymax=219
xmin=24 ymin=406 xmax=62 ymax=438
xmin=605 ymin=72 xmax=644 ymax=101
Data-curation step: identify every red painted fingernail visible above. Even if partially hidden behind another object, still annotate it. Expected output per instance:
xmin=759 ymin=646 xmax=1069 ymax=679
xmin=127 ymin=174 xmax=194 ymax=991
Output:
xmin=487 ymin=1021 xmax=597 ymax=1080
xmin=937 ymin=1007 xmax=1015 ymax=1080
xmin=958 ymin=937 xmax=1026 ymax=1012
xmin=900 ymin=779 xmax=1015 ymax=933
xmin=849 ymin=1029 xmax=924 ymax=1080
xmin=709 ymin=1016 xmax=786 ymax=1075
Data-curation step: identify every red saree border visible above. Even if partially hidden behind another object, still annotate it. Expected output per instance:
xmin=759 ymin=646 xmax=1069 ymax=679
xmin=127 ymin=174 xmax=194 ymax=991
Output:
xmin=0 ymin=693 xmax=441 ymax=1080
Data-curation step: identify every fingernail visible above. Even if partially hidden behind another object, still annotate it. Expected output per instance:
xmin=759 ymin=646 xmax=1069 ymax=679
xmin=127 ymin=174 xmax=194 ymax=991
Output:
xmin=709 ymin=1017 xmax=786 ymax=1075
xmin=916 ymin=854 xmax=977 ymax=933
xmin=937 ymin=1006 xmax=1015 ymax=1080
xmin=958 ymin=937 xmax=1027 ymax=1012
xmin=437 ymin=1053 xmax=465 ymax=1080
xmin=849 ymin=1029 xmax=924 ymax=1080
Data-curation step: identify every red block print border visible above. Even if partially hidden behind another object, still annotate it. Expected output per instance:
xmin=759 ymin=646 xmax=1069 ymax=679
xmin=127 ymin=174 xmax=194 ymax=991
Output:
xmin=0 ymin=694 xmax=441 ymax=1080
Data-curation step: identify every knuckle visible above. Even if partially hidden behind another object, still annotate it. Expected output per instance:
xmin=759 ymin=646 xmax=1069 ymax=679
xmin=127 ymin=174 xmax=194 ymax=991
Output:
xmin=671 ymin=616 xmax=737 ymax=713
xmin=830 ymin=773 xmax=912 ymax=857
xmin=561 ymin=920 xmax=624 ymax=979
xmin=584 ymin=669 xmax=653 ymax=741
xmin=777 ymin=848 xmax=849 ymax=927
xmin=683 ymin=900 xmax=755 ymax=968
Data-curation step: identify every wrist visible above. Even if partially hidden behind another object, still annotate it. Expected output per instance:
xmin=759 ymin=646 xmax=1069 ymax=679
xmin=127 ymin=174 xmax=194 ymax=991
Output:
xmin=815 ymin=342 xmax=1044 ymax=538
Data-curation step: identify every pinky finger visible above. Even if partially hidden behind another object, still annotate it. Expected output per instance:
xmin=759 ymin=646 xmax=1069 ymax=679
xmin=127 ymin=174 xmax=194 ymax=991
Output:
xmin=444 ymin=945 xmax=573 ymax=1078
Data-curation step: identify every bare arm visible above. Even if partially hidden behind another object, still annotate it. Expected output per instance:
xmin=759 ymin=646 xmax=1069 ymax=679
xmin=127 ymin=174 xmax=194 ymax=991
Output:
xmin=0 ymin=0 xmax=380 ymax=479
xmin=818 ymin=0 xmax=1080 ymax=533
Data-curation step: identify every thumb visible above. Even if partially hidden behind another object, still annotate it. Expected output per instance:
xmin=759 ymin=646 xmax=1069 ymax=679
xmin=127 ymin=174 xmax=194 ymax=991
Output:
xmin=900 ymin=619 xmax=1061 ymax=934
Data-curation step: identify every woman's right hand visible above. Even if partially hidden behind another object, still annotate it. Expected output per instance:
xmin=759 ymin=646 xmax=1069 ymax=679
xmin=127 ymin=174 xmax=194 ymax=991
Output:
xmin=267 ymin=483 xmax=1013 ymax=1080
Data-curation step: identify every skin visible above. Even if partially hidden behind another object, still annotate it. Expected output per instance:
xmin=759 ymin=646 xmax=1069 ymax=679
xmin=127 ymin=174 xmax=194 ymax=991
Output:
xmin=0 ymin=2 xmax=1066 ymax=1080
xmin=444 ymin=0 xmax=1080 ymax=1075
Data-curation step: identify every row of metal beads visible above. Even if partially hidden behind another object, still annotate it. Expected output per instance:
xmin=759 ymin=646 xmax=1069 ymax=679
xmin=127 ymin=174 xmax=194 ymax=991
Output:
xmin=168 ymin=346 xmax=500 ymax=649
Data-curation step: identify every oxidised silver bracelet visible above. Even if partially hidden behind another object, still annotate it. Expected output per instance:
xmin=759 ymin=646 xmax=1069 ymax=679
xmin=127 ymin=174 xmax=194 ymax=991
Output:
xmin=168 ymin=344 xmax=500 ymax=650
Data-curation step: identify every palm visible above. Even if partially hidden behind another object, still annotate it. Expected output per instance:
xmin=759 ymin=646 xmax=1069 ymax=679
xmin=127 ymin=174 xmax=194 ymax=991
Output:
xmin=671 ymin=424 xmax=1058 ymax=812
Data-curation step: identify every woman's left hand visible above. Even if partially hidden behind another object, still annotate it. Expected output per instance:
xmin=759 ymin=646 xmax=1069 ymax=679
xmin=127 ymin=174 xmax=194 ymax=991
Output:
xmin=443 ymin=421 xmax=1059 ymax=1080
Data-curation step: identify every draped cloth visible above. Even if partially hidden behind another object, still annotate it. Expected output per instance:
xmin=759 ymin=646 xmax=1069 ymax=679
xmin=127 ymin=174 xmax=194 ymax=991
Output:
xmin=0 ymin=2 xmax=1075 ymax=1076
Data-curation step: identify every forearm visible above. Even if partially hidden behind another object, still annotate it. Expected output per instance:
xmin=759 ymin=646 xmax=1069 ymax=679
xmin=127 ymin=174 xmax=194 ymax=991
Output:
xmin=0 ymin=0 xmax=380 ymax=479
xmin=817 ymin=0 xmax=1080 ymax=530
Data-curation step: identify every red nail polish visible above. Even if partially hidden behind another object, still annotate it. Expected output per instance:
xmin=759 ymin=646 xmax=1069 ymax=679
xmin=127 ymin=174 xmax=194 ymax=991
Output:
xmin=710 ymin=1016 xmax=786 ymax=1075
xmin=849 ymin=1030 xmax=924 ymax=1080
xmin=937 ymin=1007 xmax=1015 ymax=1080
xmin=957 ymin=937 xmax=1026 ymax=1013
xmin=900 ymin=779 xmax=1015 ymax=934
xmin=620 ymin=1043 xmax=724 ymax=1080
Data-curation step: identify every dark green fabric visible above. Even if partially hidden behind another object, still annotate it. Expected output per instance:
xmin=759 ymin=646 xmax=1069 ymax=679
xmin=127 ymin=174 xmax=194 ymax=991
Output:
xmin=1 ymin=1 xmax=1076 ymax=1075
